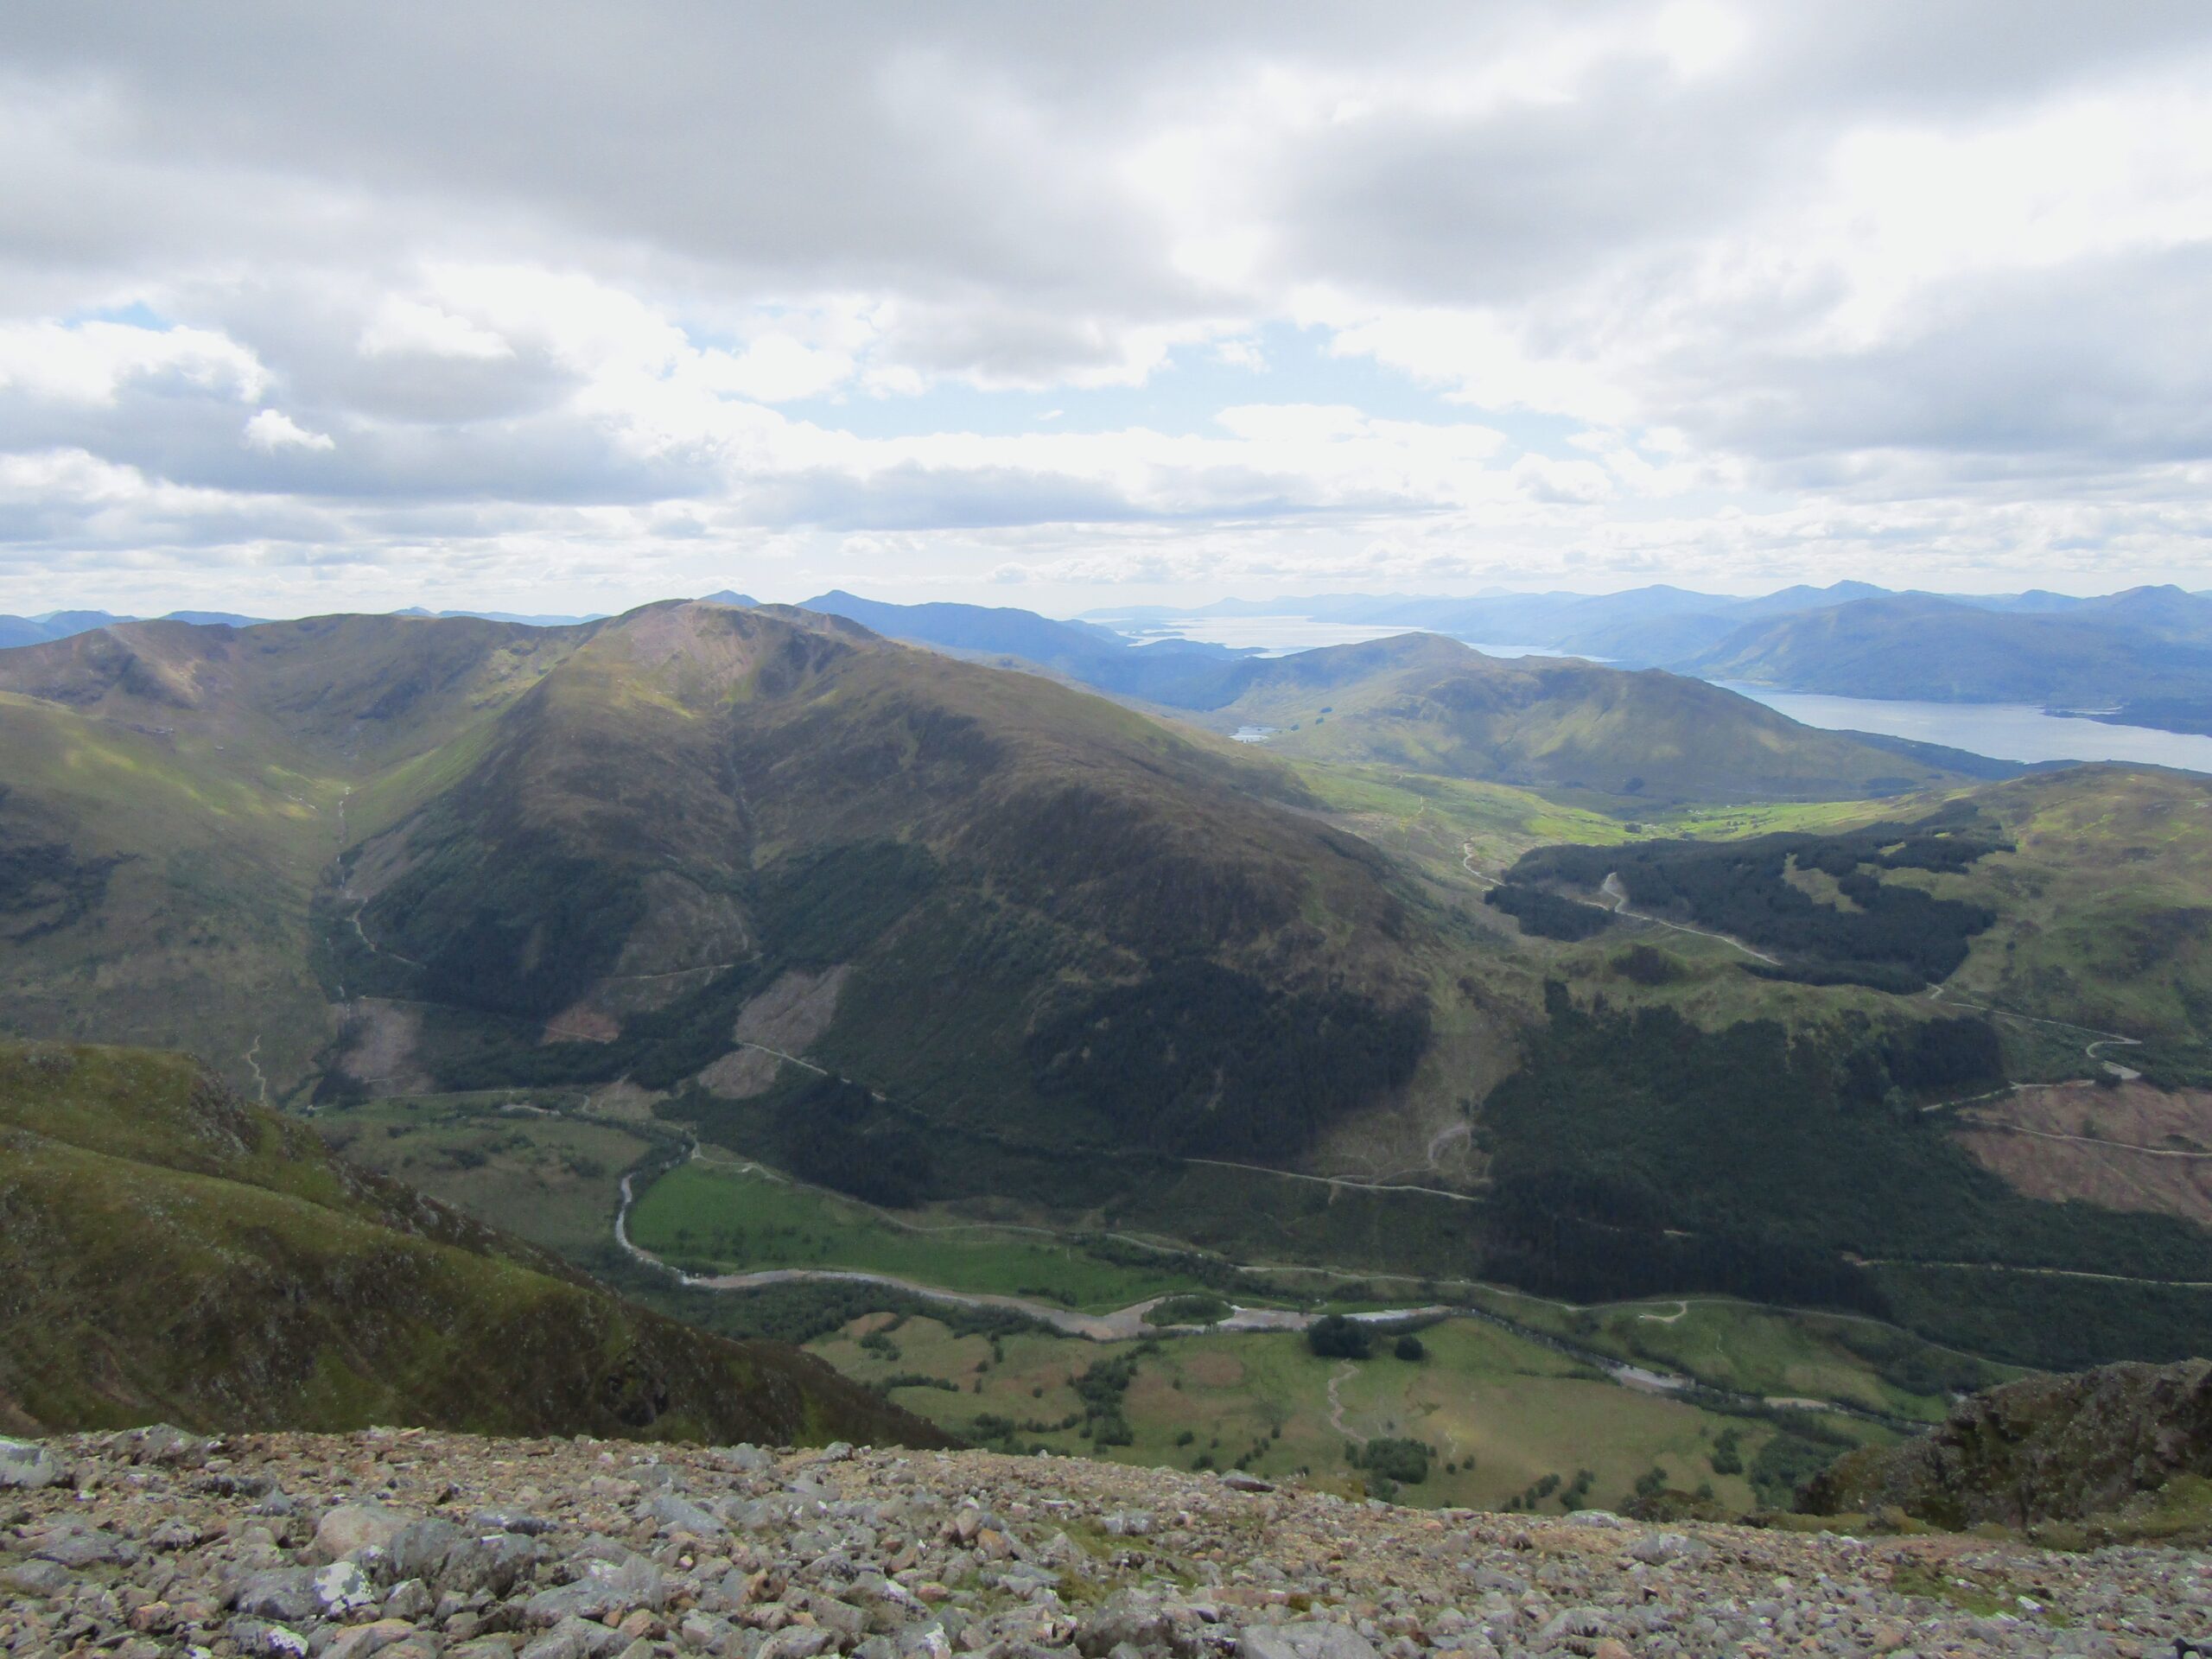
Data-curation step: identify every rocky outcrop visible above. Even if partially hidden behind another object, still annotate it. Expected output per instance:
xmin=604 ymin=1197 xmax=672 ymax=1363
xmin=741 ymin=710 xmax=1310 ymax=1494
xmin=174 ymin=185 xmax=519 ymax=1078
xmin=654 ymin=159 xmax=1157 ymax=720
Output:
xmin=0 ymin=1427 xmax=2197 ymax=1659
xmin=1803 ymin=1358 xmax=2212 ymax=1529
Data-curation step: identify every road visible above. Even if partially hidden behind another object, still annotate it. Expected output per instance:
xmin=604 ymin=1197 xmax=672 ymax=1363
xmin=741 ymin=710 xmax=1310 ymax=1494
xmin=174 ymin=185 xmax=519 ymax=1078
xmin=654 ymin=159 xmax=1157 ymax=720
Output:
xmin=1924 ymin=982 xmax=2143 ymax=1080
xmin=1597 ymin=872 xmax=1781 ymax=964
xmin=1459 ymin=842 xmax=1779 ymax=965
xmin=613 ymin=1161 xmax=1458 ymax=1338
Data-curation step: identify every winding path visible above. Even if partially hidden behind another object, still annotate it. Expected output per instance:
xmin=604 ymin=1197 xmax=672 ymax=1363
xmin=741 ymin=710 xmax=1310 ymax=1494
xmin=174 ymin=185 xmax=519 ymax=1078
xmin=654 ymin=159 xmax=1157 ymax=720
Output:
xmin=1325 ymin=1363 xmax=1364 ymax=1445
xmin=1924 ymin=982 xmax=2143 ymax=1080
xmin=1597 ymin=872 xmax=1782 ymax=964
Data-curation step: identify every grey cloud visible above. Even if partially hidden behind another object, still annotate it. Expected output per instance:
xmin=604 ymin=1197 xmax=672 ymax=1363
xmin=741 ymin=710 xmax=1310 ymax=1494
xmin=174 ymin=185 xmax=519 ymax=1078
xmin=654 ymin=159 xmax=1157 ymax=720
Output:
xmin=1 ymin=1 xmax=2210 ymax=590
xmin=1682 ymin=245 xmax=2212 ymax=486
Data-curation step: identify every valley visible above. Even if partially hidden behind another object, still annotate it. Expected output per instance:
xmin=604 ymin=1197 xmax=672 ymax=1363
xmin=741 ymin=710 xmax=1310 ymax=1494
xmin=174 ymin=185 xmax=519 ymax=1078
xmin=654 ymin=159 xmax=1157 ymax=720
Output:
xmin=8 ymin=599 xmax=2212 ymax=1503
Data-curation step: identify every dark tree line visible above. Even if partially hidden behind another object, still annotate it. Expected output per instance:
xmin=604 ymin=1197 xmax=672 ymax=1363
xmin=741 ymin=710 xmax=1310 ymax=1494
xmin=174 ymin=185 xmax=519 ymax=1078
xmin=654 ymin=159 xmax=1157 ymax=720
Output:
xmin=1508 ymin=816 xmax=2007 ymax=987
xmin=1485 ymin=883 xmax=1611 ymax=941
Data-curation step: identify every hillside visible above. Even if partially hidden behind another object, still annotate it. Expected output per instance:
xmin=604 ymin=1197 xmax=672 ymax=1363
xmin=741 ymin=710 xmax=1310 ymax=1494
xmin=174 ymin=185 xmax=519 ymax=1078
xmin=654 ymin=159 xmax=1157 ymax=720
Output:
xmin=1805 ymin=1358 xmax=2212 ymax=1539
xmin=7 ymin=604 xmax=2212 ymax=1386
xmin=0 ymin=1040 xmax=944 ymax=1445
xmin=326 ymin=602 xmax=1435 ymax=1181
xmin=785 ymin=599 xmax=1980 ymax=804
xmin=0 ymin=603 xmax=1441 ymax=1167
xmin=1166 ymin=633 xmax=1972 ymax=804
xmin=0 ymin=613 xmax=600 ymax=1092
xmin=1689 ymin=592 xmax=2212 ymax=716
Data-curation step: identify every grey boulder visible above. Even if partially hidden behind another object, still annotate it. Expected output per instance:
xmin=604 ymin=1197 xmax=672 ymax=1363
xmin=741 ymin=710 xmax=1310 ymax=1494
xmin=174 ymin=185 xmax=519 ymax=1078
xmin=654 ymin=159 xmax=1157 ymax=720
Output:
xmin=1240 ymin=1625 xmax=1385 ymax=1659
xmin=0 ymin=1437 xmax=65 ymax=1490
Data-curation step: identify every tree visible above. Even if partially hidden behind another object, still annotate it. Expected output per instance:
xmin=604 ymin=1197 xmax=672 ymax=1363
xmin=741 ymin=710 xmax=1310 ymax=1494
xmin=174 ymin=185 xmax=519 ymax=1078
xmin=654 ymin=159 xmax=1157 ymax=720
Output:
xmin=1307 ymin=1314 xmax=1372 ymax=1359
xmin=1393 ymin=1333 xmax=1427 ymax=1362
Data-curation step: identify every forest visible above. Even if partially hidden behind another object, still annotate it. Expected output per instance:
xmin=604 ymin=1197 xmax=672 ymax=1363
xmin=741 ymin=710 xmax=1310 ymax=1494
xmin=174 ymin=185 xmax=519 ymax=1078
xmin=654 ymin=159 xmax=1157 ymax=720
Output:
xmin=1026 ymin=957 xmax=1430 ymax=1159
xmin=1484 ymin=882 xmax=1612 ymax=941
xmin=1474 ymin=984 xmax=2212 ymax=1366
xmin=1508 ymin=815 xmax=2005 ymax=988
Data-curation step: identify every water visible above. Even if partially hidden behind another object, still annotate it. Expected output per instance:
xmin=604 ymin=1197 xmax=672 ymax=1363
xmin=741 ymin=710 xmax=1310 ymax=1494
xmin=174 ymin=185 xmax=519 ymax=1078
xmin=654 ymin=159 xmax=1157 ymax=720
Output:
xmin=1716 ymin=683 xmax=2212 ymax=772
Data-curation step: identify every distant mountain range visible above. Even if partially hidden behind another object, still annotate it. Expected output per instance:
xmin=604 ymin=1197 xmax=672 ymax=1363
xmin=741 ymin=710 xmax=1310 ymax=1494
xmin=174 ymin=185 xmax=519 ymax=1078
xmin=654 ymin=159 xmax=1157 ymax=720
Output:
xmin=0 ymin=604 xmax=608 ymax=648
xmin=19 ymin=580 xmax=2212 ymax=730
xmin=793 ymin=590 xmax=2016 ymax=791
xmin=1079 ymin=583 xmax=2212 ymax=733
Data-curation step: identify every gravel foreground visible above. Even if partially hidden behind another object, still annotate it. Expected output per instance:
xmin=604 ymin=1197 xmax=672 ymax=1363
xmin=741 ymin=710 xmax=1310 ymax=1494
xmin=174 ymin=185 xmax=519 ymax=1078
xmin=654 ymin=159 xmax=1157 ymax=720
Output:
xmin=3 ymin=1431 xmax=2208 ymax=1659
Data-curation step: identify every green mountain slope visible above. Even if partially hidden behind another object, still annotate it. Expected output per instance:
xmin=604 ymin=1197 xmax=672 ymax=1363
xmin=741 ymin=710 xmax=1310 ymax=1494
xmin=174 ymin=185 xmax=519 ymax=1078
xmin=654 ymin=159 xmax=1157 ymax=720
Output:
xmin=0 ymin=615 xmax=596 ymax=1094
xmin=1165 ymin=633 xmax=1971 ymax=804
xmin=327 ymin=602 xmax=1436 ymax=1173
xmin=0 ymin=1039 xmax=948 ymax=1445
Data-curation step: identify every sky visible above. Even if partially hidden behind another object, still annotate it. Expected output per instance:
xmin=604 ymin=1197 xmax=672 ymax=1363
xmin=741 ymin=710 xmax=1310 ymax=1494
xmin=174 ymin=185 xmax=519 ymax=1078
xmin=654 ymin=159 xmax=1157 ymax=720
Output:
xmin=4 ymin=2 xmax=2212 ymax=618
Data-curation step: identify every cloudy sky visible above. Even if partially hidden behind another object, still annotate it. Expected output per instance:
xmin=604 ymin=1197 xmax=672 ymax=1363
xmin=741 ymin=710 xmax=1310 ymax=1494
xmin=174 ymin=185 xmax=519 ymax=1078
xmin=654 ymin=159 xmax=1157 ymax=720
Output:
xmin=4 ymin=2 xmax=2212 ymax=617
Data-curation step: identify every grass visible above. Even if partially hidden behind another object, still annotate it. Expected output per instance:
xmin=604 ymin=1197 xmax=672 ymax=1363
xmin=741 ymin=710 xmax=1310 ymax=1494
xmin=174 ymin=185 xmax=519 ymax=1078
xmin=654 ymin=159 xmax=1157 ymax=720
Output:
xmin=1934 ymin=766 xmax=2212 ymax=1046
xmin=0 ymin=1039 xmax=936 ymax=1447
xmin=1890 ymin=1562 xmax=2071 ymax=1624
xmin=628 ymin=1158 xmax=1222 ymax=1311
xmin=808 ymin=1309 xmax=1866 ymax=1513
xmin=318 ymin=1091 xmax=657 ymax=1259
xmin=1468 ymin=1288 xmax=2017 ymax=1423
xmin=0 ymin=695 xmax=341 ymax=1099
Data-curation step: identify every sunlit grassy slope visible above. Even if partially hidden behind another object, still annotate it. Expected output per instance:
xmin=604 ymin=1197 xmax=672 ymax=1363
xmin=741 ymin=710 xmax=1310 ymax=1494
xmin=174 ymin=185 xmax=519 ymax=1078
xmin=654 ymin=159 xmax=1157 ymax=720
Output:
xmin=0 ymin=1039 xmax=943 ymax=1446
xmin=1166 ymin=633 xmax=1976 ymax=805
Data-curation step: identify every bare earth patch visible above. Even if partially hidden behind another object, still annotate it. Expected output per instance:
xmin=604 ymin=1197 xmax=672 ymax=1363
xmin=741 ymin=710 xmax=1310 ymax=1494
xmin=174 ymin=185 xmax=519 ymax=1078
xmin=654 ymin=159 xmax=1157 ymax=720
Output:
xmin=335 ymin=999 xmax=432 ymax=1094
xmin=1955 ymin=1080 xmax=2212 ymax=1227
xmin=696 ymin=1044 xmax=782 ymax=1100
xmin=540 ymin=1004 xmax=620 ymax=1045
xmin=583 ymin=1079 xmax=665 ymax=1122
xmin=734 ymin=963 xmax=852 ymax=1052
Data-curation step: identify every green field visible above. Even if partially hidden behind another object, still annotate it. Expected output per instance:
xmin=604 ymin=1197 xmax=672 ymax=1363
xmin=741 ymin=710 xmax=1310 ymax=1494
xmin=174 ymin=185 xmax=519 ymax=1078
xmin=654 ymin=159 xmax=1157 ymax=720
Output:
xmin=628 ymin=1159 xmax=1221 ymax=1312
xmin=808 ymin=1309 xmax=1881 ymax=1513
xmin=1468 ymin=1289 xmax=2018 ymax=1423
xmin=320 ymin=1092 xmax=658 ymax=1259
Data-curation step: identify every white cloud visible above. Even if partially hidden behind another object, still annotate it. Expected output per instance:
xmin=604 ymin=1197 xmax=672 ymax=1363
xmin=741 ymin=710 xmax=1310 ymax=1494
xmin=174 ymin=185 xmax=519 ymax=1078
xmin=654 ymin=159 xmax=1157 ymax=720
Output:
xmin=2 ymin=4 xmax=2212 ymax=611
xmin=698 ymin=333 xmax=854 ymax=404
xmin=0 ymin=319 xmax=265 ymax=404
xmin=359 ymin=296 xmax=512 ymax=360
xmin=242 ymin=409 xmax=334 ymax=452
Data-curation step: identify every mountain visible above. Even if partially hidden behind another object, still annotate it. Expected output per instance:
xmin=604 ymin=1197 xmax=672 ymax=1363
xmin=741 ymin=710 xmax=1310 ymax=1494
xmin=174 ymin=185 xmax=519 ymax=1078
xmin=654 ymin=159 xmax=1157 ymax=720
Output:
xmin=783 ymin=594 xmax=1984 ymax=801
xmin=0 ymin=603 xmax=1434 ymax=1173
xmin=5 ymin=601 xmax=2210 ymax=1383
xmin=326 ymin=602 xmax=1432 ymax=1180
xmin=1688 ymin=591 xmax=2212 ymax=715
xmin=0 ymin=1039 xmax=945 ymax=1443
xmin=0 ymin=612 xmax=604 ymax=1092
xmin=1161 ymin=632 xmax=1974 ymax=803
xmin=0 ymin=610 xmax=130 ymax=649
xmin=1803 ymin=1358 xmax=2212 ymax=1537
xmin=0 ymin=610 xmax=270 ymax=648
xmin=798 ymin=588 xmax=1141 ymax=663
